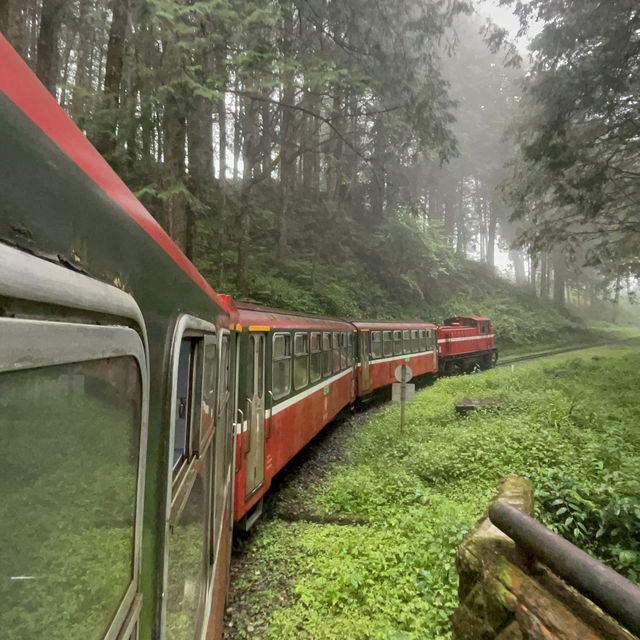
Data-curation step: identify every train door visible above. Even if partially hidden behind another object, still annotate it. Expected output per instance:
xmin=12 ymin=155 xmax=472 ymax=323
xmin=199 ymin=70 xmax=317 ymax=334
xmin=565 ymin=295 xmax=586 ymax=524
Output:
xmin=359 ymin=331 xmax=370 ymax=392
xmin=245 ymin=333 xmax=265 ymax=498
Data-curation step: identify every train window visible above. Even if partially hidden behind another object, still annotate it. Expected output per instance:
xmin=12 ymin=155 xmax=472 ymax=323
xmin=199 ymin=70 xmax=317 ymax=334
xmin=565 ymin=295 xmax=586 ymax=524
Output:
xmin=419 ymin=330 xmax=427 ymax=351
xmin=212 ymin=333 xmax=230 ymax=556
xmin=310 ymin=332 xmax=322 ymax=383
xmin=0 ymin=320 xmax=146 ymax=640
xmin=382 ymin=330 xmax=393 ymax=357
xmin=480 ymin=322 xmax=488 ymax=334
xmin=347 ymin=332 xmax=355 ymax=366
xmin=173 ymin=338 xmax=203 ymax=471
xmin=371 ymin=331 xmax=382 ymax=358
xmin=201 ymin=336 xmax=217 ymax=451
xmin=340 ymin=332 xmax=348 ymax=369
xmin=332 ymin=332 xmax=341 ymax=372
xmin=294 ymin=333 xmax=309 ymax=390
xmin=463 ymin=318 xmax=476 ymax=327
xmin=393 ymin=330 xmax=403 ymax=355
xmin=411 ymin=330 xmax=419 ymax=352
xmin=322 ymin=332 xmax=332 ymax=377
xmin=167 ymin=322 xmax=218 ymax=640
xmin=272 ymin=333 xmax=292 ymax=399
xmin=403 ymin=329 xmax=411 ymax=354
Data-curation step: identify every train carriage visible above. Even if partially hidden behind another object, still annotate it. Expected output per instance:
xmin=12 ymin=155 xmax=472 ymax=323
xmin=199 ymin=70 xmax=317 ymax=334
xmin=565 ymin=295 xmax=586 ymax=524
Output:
xmin=437 ymin=315 xmax=498 ymax=373
xmin=352 ymin=321 xmax=439 ymax=396
xmin=232 ymin=303 xmax=355 ymax=528
xmin=0 ymin=35 xmax=235 ymax=640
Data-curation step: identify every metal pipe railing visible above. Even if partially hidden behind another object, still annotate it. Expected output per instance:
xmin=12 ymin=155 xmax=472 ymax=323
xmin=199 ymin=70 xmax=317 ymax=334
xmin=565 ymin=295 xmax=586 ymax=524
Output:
xmin=489 ymin=499 xmax=640 ymax=637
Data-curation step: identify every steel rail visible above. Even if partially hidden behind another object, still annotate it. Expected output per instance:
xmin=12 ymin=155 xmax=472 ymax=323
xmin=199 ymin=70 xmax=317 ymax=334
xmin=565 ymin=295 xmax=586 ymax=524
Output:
xmin=489 ymin=499 xmax=640 ymax=637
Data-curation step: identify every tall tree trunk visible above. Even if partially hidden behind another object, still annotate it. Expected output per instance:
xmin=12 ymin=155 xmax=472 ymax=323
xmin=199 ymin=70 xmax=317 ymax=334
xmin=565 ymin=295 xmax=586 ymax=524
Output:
xmin=612 ymin=274 xmax=621 ymax=324
xmin=95 ymin=0 xmax=130 ymax=157
xmin=370 ymin=113 xmax=386 ymax=221
xmin=36 ymin=0 xmax=65 ymax=95
xmin=487 ymin=203 xmax=497 ymax=267
xmin=552 ymin=249 xmax=566 ymax=308
xmin=510 ymin=250 xmax=526 ymax=285
xmin=540 ymin=252 xmax=548 ymax=297
xmin=237 ymin=94 xmax=258 ymax=294
xmin=162 ymin=34 xmax=188 ymax=253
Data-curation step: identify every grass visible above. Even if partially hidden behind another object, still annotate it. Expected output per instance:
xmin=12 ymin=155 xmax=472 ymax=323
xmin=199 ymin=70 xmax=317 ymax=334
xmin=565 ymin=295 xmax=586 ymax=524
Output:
xmin=229 ymin=340 xmax=640 ymax=640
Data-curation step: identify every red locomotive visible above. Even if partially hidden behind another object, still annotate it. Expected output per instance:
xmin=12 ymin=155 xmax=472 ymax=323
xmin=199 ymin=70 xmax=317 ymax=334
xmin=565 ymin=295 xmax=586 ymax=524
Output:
xmin=437 ymin=316 xmax=498 ymax=374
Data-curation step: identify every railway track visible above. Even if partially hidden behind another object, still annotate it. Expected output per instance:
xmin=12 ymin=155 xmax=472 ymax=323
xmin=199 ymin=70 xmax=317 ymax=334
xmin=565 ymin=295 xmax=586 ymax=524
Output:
xmin=498 ymin=335 xmax=640 ymax=367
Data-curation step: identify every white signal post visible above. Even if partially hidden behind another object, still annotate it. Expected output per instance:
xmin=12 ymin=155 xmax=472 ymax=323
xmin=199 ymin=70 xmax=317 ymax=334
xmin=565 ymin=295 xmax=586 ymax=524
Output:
xmin=393 ymin=364 xmax=414 ymax=433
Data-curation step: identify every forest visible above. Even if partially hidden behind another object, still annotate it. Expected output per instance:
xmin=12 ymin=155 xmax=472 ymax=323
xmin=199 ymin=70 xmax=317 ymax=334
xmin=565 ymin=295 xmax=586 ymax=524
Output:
xmin=1 ymin=0 xmax=639 ymax=332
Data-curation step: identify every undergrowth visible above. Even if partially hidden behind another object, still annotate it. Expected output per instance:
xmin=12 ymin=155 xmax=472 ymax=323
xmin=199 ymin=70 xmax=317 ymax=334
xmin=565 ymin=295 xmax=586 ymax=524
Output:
xmin=228 ymin=341 xmax=640 ymax=640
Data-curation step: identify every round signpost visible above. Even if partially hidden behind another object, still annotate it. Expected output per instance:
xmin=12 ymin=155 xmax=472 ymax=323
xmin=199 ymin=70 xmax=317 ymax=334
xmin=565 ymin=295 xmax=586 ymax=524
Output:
xmin=394 ymin=364 xmax=413 ymax=432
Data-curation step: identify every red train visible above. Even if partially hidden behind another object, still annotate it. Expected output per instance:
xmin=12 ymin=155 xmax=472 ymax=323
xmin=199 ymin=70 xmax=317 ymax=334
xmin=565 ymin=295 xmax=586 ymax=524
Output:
xmin=1 ymin=33 xmax=498 ymax=640
xmin=231 ymin=308 xmax=496 ymax=528
xmin=437 ymin=316 xmax=498 ymax=374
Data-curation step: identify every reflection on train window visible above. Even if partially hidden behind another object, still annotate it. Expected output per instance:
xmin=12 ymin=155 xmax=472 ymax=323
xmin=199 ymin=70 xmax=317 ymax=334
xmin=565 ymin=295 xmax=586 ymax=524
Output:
xmin=332 ymin=332 xmax=340 ymax=373
xmin=371 ymin=331 xmax=382 ymax=358
xmin=393 ymin=330 xmax=403 ymax=355
xmin=419 ymin=330 xmax=427 ymax=351
xmin=339 ymin=332 xmax=348 ymax=369
xmin=294 ymin=333 xmax=309 ymax=390
xmin=411 ymin=330 xmax=419 ymax=352
xmin=322 ymin=332 xmax=332 ymax=377
xmin=403 ymin=329 xmax=411 ymax=354
xmin=382 ymin=330 xmax=393 ymax=357
xmin=201 ymin=337 xmax=217 ymax=449
xmin=310 ymin=332 xmax=322 ymax=383
xmin=347 ymin=332 xmax=354 ymax=365
xmin=166 ymin=454 xmax=211 ymax=640
xmin=213 ymin=334 xmax=229 ymax=558
xmin=173 ymin=338 xmax=203 ymax=470
xmin=272 ymin=333 xmax=291 ymax=399
xmin=0 ymin=358 xmax=141 ymax=639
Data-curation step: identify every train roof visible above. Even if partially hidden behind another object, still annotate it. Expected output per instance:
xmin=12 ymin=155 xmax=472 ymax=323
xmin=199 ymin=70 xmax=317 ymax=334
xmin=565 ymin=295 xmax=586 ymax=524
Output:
xmin=443 ymin=315 xmax=490 ymax=323
xmin=350 ymin=320 xmax=437 ymax=331
xmin=0 ymin=35 xmax=231 ymax=315
xmin=234 ymin=302 xmax=355 ymax=331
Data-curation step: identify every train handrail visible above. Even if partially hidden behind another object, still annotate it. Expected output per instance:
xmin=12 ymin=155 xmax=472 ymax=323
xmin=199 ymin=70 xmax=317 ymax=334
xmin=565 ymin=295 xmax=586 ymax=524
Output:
xmin=489 ymin=499 xmax=640 ymax=637
xmin=266 ymin=390 xmax=274 ymax=439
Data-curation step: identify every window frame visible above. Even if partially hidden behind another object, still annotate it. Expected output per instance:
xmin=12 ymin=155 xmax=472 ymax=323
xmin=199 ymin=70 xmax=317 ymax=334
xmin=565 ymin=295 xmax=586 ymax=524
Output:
xmin=293 ymin=332 xmax=310 ymax=391
xmin=403 ymin=329 xmax=411 ymax=354
xmin=164 ymin=315 xmax=218 ymax=638
xmin=0 ymin=317 xmax=149 ymax=640
xmin=370 ymin=331 xmax=382 ymax=359
xmin=393 ymin=330 xmax=403 ymax=355
xmin=272 ymin=332 xmax=292 ymax=399
xmin=419 ymin=329 xmax=427 ymax=351
xmin=310 ymin=332 xmax=322 ymax=383
xmin=382 ymin=330 xmax=393 ymax=357
xmin=322 ymin=331 xmax=332 ymax=378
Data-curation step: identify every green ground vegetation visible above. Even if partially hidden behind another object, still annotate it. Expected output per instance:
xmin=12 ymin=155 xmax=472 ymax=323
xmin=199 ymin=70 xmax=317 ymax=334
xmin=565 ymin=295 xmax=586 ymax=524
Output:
xmin=231 ymin=342 xmax=640 ymax=640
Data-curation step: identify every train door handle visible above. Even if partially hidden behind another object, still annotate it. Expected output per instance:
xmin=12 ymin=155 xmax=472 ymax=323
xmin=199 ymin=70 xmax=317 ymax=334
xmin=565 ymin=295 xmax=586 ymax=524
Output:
xmin=245 ymin=398 xmax=253 ymax=452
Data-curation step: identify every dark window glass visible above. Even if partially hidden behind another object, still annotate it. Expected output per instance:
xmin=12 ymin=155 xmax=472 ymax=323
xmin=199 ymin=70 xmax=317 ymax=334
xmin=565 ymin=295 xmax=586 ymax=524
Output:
xmin=322 ymin=332 xmax=332 ymax=377
xmin=201 ymin=338 xmax=217 ymax=449
xmin=0 ymin=358 xmax=141 ymax=639
xmin=339 ymin=333 xmax=348 ymax=369
xmin=393 ymin=330 xmax=403 ymax=355
xmin=294 ymin=333 xmax=309 ymax=390
xmin=383 ymin=330 xmax=393 ymax=357
xmin=272 ymin=334 xmax=291 ymax=399
xmin=419 ymin=330 xmax=427 ymax=351
xmin=332 ymin=332 xmax=341 ymax=372
xmin=347 ymin=333 xmax=354 ymax=366
xmin=310 ymin=333 xmax=322 ymax=383
xmin=166 ymin=453 xmax=211 ymax=639
xmin=403 ymin=329 xmax=411 ymax=354
xmin=371 ymin=331 xmax=382 ymax=358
